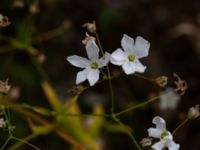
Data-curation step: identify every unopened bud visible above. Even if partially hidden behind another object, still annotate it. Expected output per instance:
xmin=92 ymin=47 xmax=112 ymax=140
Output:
xmin=155 ymin=76 xmax=168 ymax=87
xmin=82 ymin=21 xmax=96 ymax=33
xmin=140 ymin=137 xmax=153 ymax=147
xmin=0 ymin=14 xmax=11 ymax=27
xmin=0 ymin=79 xmax=11 ymax=94
xmin=188 ymin=105 xmax=199 ymax=119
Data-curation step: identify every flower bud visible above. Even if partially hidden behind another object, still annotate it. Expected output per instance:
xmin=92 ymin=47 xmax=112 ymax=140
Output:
xmin=82 ymin=21 xmax=96 ymax=33
xmin=188 ymin=105 xmax=199 ymax=119
xmin=155 ymin=76 xmax=168 ymax=87
xmin=140 ymin=137 xmax=153 ymax=147
xmin=0 ymin=79 xmax=11 ymax=94
xmin=0 ymin=14 xmax=11 ymax=27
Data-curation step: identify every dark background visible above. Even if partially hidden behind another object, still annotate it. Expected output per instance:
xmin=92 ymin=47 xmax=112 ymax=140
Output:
xmin=0 ymin=0 xmax=200 ymax=149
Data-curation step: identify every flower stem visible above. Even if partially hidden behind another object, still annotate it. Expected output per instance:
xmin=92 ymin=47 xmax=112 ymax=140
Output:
xmin=112 ymin=116 xmax=141 ymax=150
xmin=94 ymin=32 xmax=104 ymax=56
xmin=0 ymin=136 xmax=12 ymax=150
xmin=134 ymin=73 xmax=155 ymax=82
xmin=9 ymin=136 xmax=40 ymax=150
xmin=172 ymin=118 xmax=189 ymax=135
xmin=94 ymin=31 xmax=115 ymax=114
xmin=115 ymin=95 xmax=160 ymax=117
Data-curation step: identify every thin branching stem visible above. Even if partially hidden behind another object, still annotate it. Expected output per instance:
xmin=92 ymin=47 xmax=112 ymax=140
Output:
xmin=134 ymin=73 xmax=156 ymax=82
xmin=94 ymin=31 xmax=115 ymax=114
xmin=9 ymin=136 xmax=40 ymax=150
xmin=115 ymin=95 xmax=160 ymax=117
xmin=113 ymin=116 xmax=142 ymax=150
xmin=0 ymin=136 xmax=12 ymax=150
xmin=172 ymin=118 xmax=189 ymax=135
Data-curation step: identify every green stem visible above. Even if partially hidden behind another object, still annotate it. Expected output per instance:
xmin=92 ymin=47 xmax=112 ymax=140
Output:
xmin=113 ymin=116 xmax=141 ymax=150
xmin=0 ymin=136 xmax=12 ymax=150
xmin=8 ymin=133 xmax=37 ymax=150
xmin=172 ymin=118 xmax=189 ymax=135
xmin=30 ymin=55 xmax=50 ymax=82
xmin=94 ymin=32 xmax=104 ymax=56
xmin=115 ymin=95 xmax=160 ymax=117
xmin=10 ymin=136 xmax=40 ymax=150
xmin=94 ymin=32 xmax=115 ymax=114
xmin=53 ymin=112 xmax=110 ymax=118
xmin=133 ymin=73 xmax=155 ymax=82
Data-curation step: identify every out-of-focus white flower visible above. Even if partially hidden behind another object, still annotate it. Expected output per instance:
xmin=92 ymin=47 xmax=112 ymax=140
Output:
xmin=148 ymin=116 xmax=180 ymax=150
xmin=67 ymin=40 xmax=110 ymax=86
xmin=110 ymin=34 xmax=150 ymax=74
xmin=159 ymin=88 xmax=180 ymax=110
xmin=0 ymin=118 xmax=6 ymax=128
xmin=12 ymin=0 xmax=25 ymax=8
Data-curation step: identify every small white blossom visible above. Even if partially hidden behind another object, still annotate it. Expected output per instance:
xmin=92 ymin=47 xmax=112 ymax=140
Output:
xmin=159 ymin=88 xmax=180 ymax=110
xmin=148 ymin=116 xmax=180 ymax=150
xmin=110 ymin=34 xmax=150 ymax=74
xmin=67 ymin=40 xmax=110 ymax=86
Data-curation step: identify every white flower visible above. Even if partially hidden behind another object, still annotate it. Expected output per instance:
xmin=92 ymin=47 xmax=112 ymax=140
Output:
xmin=67 ymin=40 xmax=110 ymax=86
xmin=110 ymin=34 xmax=150 ymax=74
xmin=159 ymin=88 xmax=180 ymax=110
xmin=148 ymin=116 xmax=180 ymax=150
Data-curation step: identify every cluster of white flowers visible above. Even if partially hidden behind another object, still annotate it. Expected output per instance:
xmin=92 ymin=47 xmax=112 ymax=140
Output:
xmin=67 ymin=34 xmax=150 ymax=86
xmin=148 ymin=116 xmax=180 ymax=150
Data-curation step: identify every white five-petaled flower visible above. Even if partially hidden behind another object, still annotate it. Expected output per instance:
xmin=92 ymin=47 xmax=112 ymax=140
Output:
xmin=148 ymin=116 xmax=180 ymax=150
xmin=110 ymin=34 xmax=150 ymax=74
xmin=67 ymin=40 xmax=110 ymax=86
xmin=159 ymin=87 xmax=180 ymax=110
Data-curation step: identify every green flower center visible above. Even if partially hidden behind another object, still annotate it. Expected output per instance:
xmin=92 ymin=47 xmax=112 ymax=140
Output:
xmin=128 ymin=55 xmax=135 ymax=62
xmin=160 ymin=131 xmax=169 ymax=139
xmin=90 ymin=62 xmax=99 ymax=69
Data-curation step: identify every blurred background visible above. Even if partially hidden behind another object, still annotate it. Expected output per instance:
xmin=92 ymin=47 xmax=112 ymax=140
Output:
xmin=0 ymin=0 xmax=200 ymax=149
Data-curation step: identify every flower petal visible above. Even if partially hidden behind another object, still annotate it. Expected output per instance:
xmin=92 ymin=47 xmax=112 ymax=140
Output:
xmin=67 ymin=55 xmax=89 ymax=68
xmin=99 ymin=52 xmax=110 ymax=68
xmin=76 ymin=69 xmax=89 ymax=84
xmin=167 ymin=140 xmax=180 ymax=150
xmin=87 ymin=69 xmax=100 ymax=86
xmin=86 ymin=40 xmax=99 ymax=60
xmin=152 ymin=116 xmax=166 ymax=130
xmin=121 ymin=34 xmax=134 ymax=54
xmin=148 ymin=128 xmax=162 ymax=138
xmin=111 ymin=48 xmax=127 ymax=65
xmin=151 ymin=141 xmax=165 ymax=150
xmin=134 ymin=36 xmax=150 ymax=58
xmin=133 ymin=59 xmax=146 ymax=73
xmin=122 ymin=61 xmax=136 ymax=74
